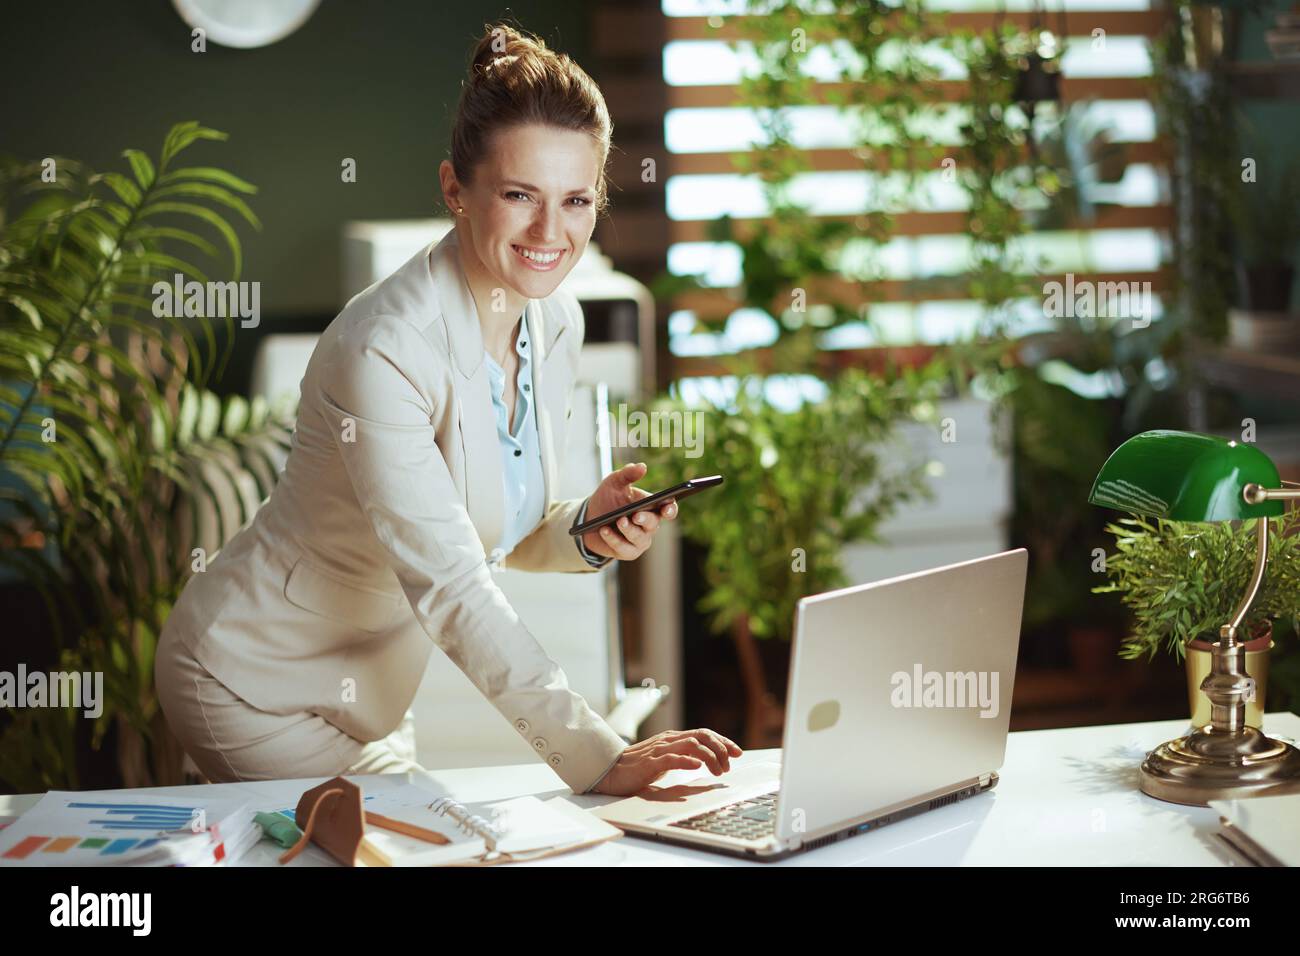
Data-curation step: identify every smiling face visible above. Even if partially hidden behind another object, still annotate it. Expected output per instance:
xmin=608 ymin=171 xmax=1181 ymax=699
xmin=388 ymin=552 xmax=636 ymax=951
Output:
xmin=441 ymin=123 xmax=601 ymax=307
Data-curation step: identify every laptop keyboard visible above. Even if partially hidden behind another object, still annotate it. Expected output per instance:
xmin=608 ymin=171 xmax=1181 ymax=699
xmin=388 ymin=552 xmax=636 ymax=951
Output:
xmin=668 ymin=789 xmax=778 ymax=842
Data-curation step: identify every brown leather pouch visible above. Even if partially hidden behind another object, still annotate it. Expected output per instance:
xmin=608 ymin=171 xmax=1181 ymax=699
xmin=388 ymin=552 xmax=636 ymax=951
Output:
xmin=276 ymin=775 xmax=619 ymax=866
xmin=279 ymin=776 xmax=365 ymax=866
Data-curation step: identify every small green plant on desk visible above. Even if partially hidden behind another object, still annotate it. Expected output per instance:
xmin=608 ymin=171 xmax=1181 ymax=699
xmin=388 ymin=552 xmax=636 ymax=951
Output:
xmin=1093 ymin=510 xmax=1300 ymax=719
xmin=1093 ymin=511 xmax=1300 ymax=661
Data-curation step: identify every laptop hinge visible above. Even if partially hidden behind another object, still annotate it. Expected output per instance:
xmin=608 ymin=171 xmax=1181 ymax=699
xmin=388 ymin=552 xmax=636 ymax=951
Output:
xmin=978 ymin=772 xmax=992 ymax=788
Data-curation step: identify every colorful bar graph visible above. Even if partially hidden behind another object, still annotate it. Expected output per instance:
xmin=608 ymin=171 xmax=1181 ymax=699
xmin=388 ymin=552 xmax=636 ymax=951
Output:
xmin=3 ymin=833 xmax=175 ymax=859
xmin=66 ymin=802 xmax=197 ymax=833
xmin=3 ymin=836 xmax=48 ymax=860
xmin=41 ymin=837 xmax=81 ymax=853
xmin=1 ymin=794 xmax=253 ymax=865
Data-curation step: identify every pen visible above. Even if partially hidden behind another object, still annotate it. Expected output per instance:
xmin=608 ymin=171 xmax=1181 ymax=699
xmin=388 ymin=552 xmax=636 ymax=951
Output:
xmin=365 ymin=810 xmax=450 ymax=845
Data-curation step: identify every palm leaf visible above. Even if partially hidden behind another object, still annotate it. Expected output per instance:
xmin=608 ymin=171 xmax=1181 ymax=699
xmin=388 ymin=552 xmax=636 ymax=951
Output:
xmin=0 ymin=122 xmax=298 ymax=793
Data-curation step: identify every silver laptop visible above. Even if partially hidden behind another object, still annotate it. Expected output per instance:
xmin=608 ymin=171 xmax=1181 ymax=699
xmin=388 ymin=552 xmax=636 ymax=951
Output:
xmin=592 ymin=548 xmax=1027 ymax=861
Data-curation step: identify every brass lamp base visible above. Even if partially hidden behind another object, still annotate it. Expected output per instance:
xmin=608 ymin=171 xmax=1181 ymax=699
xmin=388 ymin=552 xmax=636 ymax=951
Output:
xmin=1140 ymin=725 xmax=1300 ymax=807
xmin=1139 ymin=505 xmax=1300 ymax=806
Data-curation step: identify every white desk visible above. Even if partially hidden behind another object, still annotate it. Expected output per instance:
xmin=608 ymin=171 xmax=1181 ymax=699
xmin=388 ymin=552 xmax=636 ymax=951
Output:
xmin=5 ymin=713 xmax=1294 ymax=866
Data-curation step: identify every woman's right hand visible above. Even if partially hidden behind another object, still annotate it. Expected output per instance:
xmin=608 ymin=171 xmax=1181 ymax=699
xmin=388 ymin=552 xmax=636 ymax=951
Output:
xmin=589 ymin=729 xmax=743 ymax=796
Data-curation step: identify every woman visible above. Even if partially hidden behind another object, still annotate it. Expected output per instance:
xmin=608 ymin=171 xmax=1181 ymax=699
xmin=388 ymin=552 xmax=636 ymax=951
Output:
xmin=155 ymin=23 xmax=741 ymax=795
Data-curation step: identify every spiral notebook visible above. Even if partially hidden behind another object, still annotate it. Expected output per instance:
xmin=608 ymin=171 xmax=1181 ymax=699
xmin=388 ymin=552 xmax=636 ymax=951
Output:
xmin=357 ymin=790 xmax=620 ymax=867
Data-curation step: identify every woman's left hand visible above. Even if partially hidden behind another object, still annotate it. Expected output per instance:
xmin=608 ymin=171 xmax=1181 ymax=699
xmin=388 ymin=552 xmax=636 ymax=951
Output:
xmin=581 ymin=462 xmax=677 ymax=561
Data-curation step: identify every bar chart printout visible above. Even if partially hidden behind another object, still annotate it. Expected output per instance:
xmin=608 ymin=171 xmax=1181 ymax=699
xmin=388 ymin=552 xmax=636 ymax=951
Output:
xmin=0 ymin=792 xmax=255 ymax=866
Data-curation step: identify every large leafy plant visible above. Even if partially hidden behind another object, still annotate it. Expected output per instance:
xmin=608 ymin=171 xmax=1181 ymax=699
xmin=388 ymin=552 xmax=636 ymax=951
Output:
xmin=639 ymin=2 xmax=951 ymax=742
xmin=943 ymin=21 xmax=1045 ymax=320
xmin=638 ymin=1 xmax=1071 ymax=744
xmin=1092 ymin=511 xmax=1300 ymax=662
xmin=642 ymin=362 xmax=946 ymax=645
xmin=0 ymin=122 xmax=294 ymax=791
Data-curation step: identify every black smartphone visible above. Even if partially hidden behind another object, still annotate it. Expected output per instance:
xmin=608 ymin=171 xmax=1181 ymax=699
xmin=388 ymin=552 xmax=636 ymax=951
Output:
xmin=569 ymin=475 xmax=724 ymax=537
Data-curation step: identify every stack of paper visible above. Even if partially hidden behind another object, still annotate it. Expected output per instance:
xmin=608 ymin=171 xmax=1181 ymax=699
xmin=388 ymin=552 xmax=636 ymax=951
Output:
xmin=0 ymin=792 xmax=260 ymax=867
xmin=478 ymin=794 xmax=592 ymax=855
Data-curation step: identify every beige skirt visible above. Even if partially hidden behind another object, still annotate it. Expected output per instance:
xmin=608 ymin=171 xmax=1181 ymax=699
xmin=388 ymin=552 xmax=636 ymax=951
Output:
xmin=154 ymin=624 xmax=423 ymax=784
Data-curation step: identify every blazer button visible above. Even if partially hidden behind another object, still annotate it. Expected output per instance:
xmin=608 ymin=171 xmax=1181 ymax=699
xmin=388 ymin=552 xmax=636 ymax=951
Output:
xmin=548 ymin=753 xmax=564 ymax=768
xmin=531 ymin=737 xmax=547 ymax=752
xmin=514 ymin=719 xmax=530 ymax=735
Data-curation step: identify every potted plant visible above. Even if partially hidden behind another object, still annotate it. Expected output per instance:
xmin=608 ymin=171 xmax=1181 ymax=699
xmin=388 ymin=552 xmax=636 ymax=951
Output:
xmin=0 ymin=122 xmax=293 ymax=791
xmin=1091 ymin=510 xmax=1300 ymax=727
xmin=1003 ymin=367 xmax=1125 ymax=675
xmin=640 ymin=1 xmax=1084 ymax=746
xmin=639 ymin=358 xmax=947 ymax=748
xmin=642 ymin=0 xmax=1078 ymax=747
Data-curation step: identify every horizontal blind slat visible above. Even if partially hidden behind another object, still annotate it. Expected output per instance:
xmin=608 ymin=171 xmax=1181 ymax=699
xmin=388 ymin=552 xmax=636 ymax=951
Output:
xmin=604 ymin=141 xmax=1168 ymax=181
xmin=662 ymin=77 xmax=1152 ymax=108
xmin=672 ymin=270 xmax=1173 ymax=311
xmin=664 ymin=11 xmax=1167 ymax=41
xmin=596 ymin=208 xmax=1171 ymax=259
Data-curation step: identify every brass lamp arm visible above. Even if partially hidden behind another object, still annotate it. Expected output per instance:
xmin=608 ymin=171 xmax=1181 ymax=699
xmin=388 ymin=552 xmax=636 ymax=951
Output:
xmin=1243 ymin=479 xmax=1300 ymax=504
xmin=1223 ymin=513 xmax=1269 ymax=640
xmin=1224 ymin=479 xmax=1295 ymax=640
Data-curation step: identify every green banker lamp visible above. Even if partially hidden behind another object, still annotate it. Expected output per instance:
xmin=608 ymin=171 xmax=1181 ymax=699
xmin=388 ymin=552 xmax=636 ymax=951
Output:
xmin=1089 ymin=430 xmax=1300 ymax=806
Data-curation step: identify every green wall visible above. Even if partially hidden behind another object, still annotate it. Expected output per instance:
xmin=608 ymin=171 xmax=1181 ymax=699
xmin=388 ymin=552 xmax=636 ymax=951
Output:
xmin=1 ymin=1 xmax=594 ymax=319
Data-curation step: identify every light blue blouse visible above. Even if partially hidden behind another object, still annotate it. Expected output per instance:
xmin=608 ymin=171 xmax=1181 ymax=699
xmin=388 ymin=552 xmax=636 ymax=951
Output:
xmin=483 ymin=317 xmax=608 ymax=568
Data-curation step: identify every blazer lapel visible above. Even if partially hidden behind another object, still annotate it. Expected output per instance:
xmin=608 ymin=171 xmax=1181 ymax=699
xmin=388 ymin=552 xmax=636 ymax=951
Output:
xmin=459 ymin=368 xmax=504 ymax=555
xmin=528 ymin=297 xmax=559 ymax=511
xmin=429 ymin=231 xmax=502 ymax=554
xmin=429 ymin=228 xmax=566 ymax=556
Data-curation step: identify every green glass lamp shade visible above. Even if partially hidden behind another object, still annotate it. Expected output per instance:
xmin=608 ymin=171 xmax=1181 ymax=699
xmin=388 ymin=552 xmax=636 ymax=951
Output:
xmin=1088 ymin=430 xmax=1284 ymax=521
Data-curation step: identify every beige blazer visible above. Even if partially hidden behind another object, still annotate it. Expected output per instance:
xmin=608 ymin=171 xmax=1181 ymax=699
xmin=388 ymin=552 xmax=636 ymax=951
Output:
xmin=159 ymin=227 xmax=627 ymax=793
